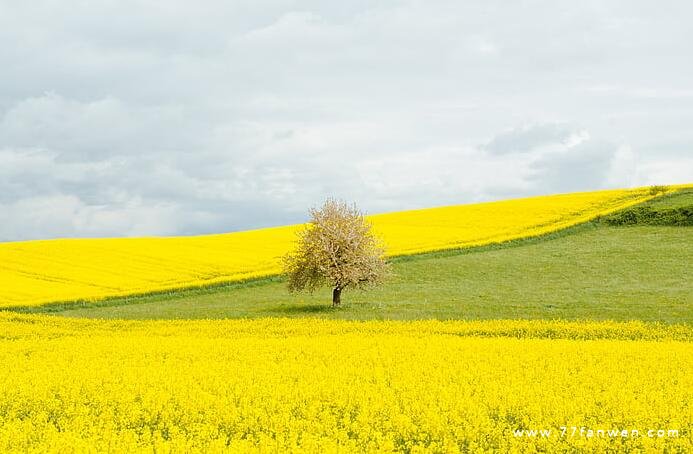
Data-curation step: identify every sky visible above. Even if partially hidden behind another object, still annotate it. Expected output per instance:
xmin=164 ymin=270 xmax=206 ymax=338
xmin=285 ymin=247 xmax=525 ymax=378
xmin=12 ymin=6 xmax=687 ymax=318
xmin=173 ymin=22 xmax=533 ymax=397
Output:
xmin=1 ymin=0 xmax=691 ymax=241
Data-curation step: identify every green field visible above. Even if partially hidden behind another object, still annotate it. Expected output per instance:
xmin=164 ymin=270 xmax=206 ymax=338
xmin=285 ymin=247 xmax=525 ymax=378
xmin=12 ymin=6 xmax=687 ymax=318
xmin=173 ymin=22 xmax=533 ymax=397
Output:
xmin=24 ymin=189 xmax=691 ymax=323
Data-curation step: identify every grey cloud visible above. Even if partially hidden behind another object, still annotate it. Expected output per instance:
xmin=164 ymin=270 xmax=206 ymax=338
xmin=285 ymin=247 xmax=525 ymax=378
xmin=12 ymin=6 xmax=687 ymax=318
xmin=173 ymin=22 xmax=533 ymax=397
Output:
xmin=0 ymin=1 xmax=692 ymax=241
xmin=483 ymin=123 xmax=587 ymax=155
xmin=0 ymin=94 xmax=200 ymax=161
xmin=528 ymin=140 xmax=620 ymax=194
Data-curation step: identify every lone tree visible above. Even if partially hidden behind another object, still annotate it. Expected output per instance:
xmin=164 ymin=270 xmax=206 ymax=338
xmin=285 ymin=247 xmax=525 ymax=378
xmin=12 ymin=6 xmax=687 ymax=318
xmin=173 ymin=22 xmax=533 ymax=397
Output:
xmin=282 ymin=199 xmax=390 ymax=306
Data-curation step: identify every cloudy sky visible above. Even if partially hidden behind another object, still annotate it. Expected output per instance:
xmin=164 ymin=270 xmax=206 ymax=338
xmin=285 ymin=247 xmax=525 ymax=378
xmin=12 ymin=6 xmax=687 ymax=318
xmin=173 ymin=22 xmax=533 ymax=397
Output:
xmin=1 ymin=1 xmax=691 ymax=241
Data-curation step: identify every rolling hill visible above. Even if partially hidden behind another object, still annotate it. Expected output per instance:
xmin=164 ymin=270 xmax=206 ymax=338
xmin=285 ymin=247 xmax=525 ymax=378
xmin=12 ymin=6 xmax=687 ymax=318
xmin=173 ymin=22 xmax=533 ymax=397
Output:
xmin=11 ymin=186 xmax=691 ymax=323
xmin=0 ymin=186 xmax=683 ymax=308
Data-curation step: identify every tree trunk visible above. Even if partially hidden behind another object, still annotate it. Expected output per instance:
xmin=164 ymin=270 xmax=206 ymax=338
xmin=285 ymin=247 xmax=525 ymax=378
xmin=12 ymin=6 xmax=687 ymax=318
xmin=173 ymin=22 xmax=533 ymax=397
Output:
xmin=332 ymin=287 xmax=341 ymax=306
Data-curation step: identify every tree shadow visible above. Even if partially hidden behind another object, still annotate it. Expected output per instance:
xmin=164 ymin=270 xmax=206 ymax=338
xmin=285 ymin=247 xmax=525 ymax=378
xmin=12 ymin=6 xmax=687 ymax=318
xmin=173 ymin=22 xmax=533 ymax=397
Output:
xmin=267 ymin=304 xmax=337 ymax=315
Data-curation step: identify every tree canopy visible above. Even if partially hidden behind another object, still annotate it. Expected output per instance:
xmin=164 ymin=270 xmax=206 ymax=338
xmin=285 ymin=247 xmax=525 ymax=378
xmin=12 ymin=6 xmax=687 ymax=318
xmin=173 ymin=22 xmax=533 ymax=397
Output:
xmin=282 ymin=199 xmax=390 ymax=306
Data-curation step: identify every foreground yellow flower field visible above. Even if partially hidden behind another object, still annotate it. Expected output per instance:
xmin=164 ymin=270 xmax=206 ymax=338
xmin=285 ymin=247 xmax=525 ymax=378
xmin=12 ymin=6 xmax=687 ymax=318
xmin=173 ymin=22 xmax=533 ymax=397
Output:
xmin=0 ymin=315 xmax=689 ymax=452
xmin=0 ymin=187 xmax=670 ymax=308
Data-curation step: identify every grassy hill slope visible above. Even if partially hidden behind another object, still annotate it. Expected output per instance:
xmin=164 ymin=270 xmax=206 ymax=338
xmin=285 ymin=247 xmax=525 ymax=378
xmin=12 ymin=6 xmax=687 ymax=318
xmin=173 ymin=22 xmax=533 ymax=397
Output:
xmin=41 ymin=189 xmax=693 ymax=323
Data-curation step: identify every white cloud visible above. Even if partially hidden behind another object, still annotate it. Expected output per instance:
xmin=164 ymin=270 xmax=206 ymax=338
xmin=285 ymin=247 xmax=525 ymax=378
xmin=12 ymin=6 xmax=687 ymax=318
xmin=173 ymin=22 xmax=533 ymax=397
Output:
xmin=0 ymin=1 xmax=691 ymax=241
xmin=606 ymin=145 xmax=639 ymax=188
xmin=635 ymin=159 xmax=693 ymax=187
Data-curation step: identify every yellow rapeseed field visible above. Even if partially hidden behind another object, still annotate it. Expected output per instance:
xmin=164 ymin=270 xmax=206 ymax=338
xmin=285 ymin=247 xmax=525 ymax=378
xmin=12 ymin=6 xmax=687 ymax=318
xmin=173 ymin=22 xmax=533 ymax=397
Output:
xmin=0 ymin=314 xmax=690 ymax=453
xmin=0 ymin=187 xmax=672 ymax=308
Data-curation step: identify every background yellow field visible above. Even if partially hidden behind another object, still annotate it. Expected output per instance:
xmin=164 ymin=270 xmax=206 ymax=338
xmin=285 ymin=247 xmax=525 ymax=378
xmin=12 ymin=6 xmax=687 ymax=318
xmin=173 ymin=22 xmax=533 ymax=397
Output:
xmin=0 ymin=187 xmax=670 ymax=307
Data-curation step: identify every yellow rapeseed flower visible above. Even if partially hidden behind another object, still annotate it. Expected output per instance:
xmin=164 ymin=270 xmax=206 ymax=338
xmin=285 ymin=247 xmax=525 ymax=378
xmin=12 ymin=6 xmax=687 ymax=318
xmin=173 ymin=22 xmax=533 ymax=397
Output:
xmin=0 ymin=315 xmax=689 ymax=452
